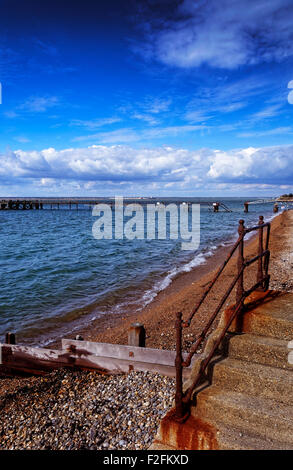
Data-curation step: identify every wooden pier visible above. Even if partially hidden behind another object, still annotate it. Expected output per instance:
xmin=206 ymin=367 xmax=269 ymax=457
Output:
xmin=243 ymin=197 xmax=288 ymax=212
xmin=0 ymin=197 xmax=233 ymax=211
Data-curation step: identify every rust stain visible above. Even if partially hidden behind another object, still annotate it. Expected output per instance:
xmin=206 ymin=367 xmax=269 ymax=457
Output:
xmin=224 ymin=306 xmax=236 ymax=326
xmin=224 ymin=289 xmax=281 ymax=333
xmin=159 ymin=408 xmax=219 ymax=450
xmin=244 ymin=290 xmax=282 ymax=311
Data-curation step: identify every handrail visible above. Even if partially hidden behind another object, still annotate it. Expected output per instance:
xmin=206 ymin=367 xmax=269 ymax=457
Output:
xmin=174 ymin=216 xmax=271 ymax=420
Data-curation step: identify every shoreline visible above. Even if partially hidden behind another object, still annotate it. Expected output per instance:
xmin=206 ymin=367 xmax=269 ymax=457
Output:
xmin=46 ymin=230 xmax=236 ymax=349
xmin=53 ymin=210 xmax=290 ymax=351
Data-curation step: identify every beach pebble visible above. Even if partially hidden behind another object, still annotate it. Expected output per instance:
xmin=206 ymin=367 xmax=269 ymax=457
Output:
xmin=0 ymin=369 xmax=175 ymax=450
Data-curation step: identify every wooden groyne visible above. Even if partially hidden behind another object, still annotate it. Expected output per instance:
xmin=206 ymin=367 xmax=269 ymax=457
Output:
xmin=0 ymin=324 xmax=192 ymax=378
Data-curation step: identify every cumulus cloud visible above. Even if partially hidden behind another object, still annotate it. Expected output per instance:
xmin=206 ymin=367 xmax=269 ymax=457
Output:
xmin=142 ymin=0 xmax=293 ymax=69
xmin=1 ymin=144 xmax=293 ymax=193
xmin=208 ymin=145 xmax=293 ymax=184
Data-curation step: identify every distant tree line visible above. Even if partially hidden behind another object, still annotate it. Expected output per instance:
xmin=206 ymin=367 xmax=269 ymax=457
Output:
xmin=281 ymin=193 xmax=293 ymax=197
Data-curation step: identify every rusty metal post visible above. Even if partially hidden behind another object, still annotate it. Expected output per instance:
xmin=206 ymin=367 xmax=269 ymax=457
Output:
xmin=257 ymin=216 xmax=264 ymax=289
xmin=5 ymin=332 xmax=15 ymax=345
xmin=128 ymin=323 xmax=146 ymax=347
xmin=175 ymin=312 xmax=184 ymax=419
xmin=264 ymin=222 xmax=271 ymax=290
xmin=75 ymin=335 xmax=84 ymax=341
xmin=236 ymin=220 xmax=245 ymax=306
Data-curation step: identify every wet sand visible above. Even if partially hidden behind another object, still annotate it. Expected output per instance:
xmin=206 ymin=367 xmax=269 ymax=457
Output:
xmin=64 ymin=209 xmax=293 ymax=352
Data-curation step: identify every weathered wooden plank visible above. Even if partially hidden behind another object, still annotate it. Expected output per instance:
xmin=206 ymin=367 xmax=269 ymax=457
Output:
xmin=0 ymin=344 xmax=109 ymax=374
xmin=0 ymin=341 xmax=192 ymax=378
xmin=61 ymin=339 xmax=190 ymax=366
xmin=0 ymin=344 xmax=64 ymax=365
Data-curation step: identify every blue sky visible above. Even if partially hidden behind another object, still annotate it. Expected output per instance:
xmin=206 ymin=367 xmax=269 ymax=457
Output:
xmin=1 ymin=0 xmax=293 ymax=196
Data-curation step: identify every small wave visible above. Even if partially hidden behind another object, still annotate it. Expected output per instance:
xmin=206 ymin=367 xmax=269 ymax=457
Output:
xmin=140 ymin=246 xmax=218 ymax=308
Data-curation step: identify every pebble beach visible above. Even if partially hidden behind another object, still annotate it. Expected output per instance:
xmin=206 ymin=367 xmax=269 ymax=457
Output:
xmin=0 ymin=369 xmax=175 ymax=450
xmin=0 ymin=209 xmax=292 ymax=450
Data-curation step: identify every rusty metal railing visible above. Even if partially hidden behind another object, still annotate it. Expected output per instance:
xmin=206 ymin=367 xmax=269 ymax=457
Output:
xmin=175 ymin=215 xmax=271 ymax=420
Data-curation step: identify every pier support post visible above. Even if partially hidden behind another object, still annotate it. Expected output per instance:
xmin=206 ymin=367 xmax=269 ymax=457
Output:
xmin=213 ymin=202 xmax=219 ymax=212
xmin=5 ymin=332 xmax=16 ymax=345
xmin=128 ymin=323 xmax=146 ymax=347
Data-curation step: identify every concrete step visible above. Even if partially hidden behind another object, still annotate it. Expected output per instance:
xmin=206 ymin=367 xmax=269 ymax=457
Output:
xmin=228 ymin=333 xmax=293 ymax=370
xmin=242 ymin=294 xmax=293 ymax=341
xmin=215 ymin=424 xmax=293 ymax=450
xmin=212 ymin=358 xmax=293 ymax=405
xmin=192 ymin=386 xmax=293 ymax=445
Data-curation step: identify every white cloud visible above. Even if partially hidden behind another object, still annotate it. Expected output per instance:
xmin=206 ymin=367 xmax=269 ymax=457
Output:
xmin=1 ymin=144 xmax=292 ymax=195
xmin=207 ymin=145 xmax=293 ymax=183
xmin=237 ymin=127 xmax=293 ymax=138
xmin=131 ymin=113 xmax=159 ymax=125
xmin=142 ymin=0 xmax=293 ymax=69
xmin=70 ymin=117 xmax=122 ymax=129
xmin=143 ymin=98 xmax=172 ymax=114
xmin=184 ymin=110 xmax=212 ymax=123
xmin=4 ymin=110 xmax=19 ymax=119
xmin=19 ymin=96 xmax=59 ymax=113
xmin=288 ymin=80 xmax=293 ymax=104
xmin=73 ymin=124 xmax=208 ymax=144
xmin=14 ymin=136 xmax=31 ymax=143
xmin=73 ymin=129 xmax=141 ymax=144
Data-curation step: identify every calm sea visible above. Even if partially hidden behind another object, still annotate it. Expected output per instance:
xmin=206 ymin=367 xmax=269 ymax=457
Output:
xmin=0 ymin=198 xmax=278 ymax=345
